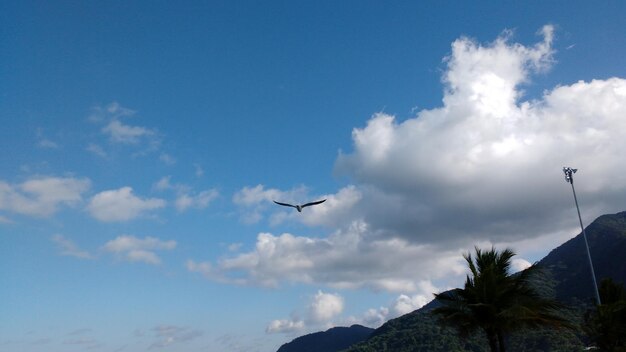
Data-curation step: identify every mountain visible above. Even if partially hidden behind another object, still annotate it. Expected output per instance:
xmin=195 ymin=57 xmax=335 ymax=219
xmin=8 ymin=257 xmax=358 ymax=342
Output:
xmin=538 ymin=211 xmax=626 ymax=303
xmin=279 ymin=211 xmax=626 ymax=352
xmin=343 ymin=211 xmax=626 ymax=351
xmin=276 ymin=325 xmax=374 ymax=352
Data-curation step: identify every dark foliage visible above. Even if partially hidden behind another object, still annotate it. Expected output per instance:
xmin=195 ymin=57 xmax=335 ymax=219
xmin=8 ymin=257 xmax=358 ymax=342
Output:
xmin=584 ymin=278 xmax=626 ymax=351
xmin=431 ymin=247 xmax=572 ymax=352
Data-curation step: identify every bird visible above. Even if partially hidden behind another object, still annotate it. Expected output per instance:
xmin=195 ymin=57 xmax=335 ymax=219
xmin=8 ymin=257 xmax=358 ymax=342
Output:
xmin=273 ymin=199 xmax=326 ymax=212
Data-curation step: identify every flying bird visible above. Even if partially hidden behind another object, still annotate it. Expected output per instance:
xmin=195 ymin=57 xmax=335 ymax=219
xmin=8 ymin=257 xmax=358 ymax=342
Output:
xmin=273 ymin=199 xmax=326 ymax=212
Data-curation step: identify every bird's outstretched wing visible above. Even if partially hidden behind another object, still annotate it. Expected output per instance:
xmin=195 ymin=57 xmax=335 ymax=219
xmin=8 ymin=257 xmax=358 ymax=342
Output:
xmin=302 ymin=199 xmax=326 ymax=208
xmin=273 ymin=200 xmax=296 ymax=208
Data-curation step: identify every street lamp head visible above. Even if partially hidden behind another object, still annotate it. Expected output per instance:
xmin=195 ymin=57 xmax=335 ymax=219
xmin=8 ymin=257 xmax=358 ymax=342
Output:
xmin=563 ymin=167 xmax=577 ymax=184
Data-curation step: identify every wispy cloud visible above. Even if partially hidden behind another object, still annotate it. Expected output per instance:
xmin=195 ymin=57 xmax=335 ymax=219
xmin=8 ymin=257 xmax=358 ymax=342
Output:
xmin=149 ymin=325 xmax=203 ymax=349
xmin=194 ymin=164 xmax=204 ymax=177
xmin=86 ymin=143 xmax=107 ymax=158
xmin=35 ymin=128 xmax=59 ymax=149
xmin=51 ymin=234 xmax=94 ymax=260
xmin=102 ymin=120 xmax=155 ymax=144
xmin=159 ymin=153 xmax=176 ymax=165
xmin=153 ymin=176 xmax=218 ymax=212
xmin=87 ymin=102 xmax=162 ymax=157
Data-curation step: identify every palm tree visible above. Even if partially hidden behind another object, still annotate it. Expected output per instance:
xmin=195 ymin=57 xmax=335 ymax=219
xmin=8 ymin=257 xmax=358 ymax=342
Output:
xmin=432 ymin=247 xmax=571 ymax=352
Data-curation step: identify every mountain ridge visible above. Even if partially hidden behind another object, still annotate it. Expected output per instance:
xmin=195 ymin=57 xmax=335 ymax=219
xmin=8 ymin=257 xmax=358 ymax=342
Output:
xmin=276 ymin=324 xmax=374 ymax=352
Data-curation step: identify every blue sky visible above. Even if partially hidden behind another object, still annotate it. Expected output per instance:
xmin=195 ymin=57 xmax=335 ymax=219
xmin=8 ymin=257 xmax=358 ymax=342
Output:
xmin=2 ymin=1 xmax=626 ymax=351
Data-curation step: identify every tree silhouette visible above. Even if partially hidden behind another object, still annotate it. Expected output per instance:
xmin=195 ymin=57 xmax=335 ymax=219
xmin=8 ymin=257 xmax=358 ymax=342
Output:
xmin=585 ymin=278 xmax=626 ymax=351
xmin=432 ymin=247 xmax=571 ymax=352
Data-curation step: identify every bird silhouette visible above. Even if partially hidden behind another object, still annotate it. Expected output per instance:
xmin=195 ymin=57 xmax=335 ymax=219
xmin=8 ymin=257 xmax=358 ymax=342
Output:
xmin=273 ymin=199 xmax=326 ymax=212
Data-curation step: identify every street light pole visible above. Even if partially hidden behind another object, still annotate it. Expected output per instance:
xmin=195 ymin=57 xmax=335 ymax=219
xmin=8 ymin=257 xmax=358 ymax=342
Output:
xmin=563 ymin=167 xmax=601 ymax=305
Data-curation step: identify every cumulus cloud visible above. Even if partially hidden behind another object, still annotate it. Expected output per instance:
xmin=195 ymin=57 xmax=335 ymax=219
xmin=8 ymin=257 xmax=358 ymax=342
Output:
xmin=327 ymin=25 xmax=626 ymax=248
xmin=87 ymin=187 xmax=165 ymax=222
xmin=267 ymin=288 xmax=434 ymax=333
xmin=310 ymin=290 xmax=344 ymax=322
xmin=266 ymin=290 xmax=344 ymax=334
xmin=103 ymin=235 xmax=176 ymax=265
xmin=188 ymin=221 xmax=465 ymax=291
xmin=511 ymin=257 xmax=532 ymax=272
xmin=51 ymin=234 xmax=94 ymax=259
xmin=0 ymin=177 xmax=90 ymax=217
xmin=337 ymin=280 xmax=439 ymax=329
xmin=344 ymin=291 xmax=433 ymax=329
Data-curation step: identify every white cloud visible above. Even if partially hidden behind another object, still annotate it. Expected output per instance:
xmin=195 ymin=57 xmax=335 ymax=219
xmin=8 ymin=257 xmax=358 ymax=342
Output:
xmin=154 ymin=176 xmax=174 ymax=191
xmin=106 ymin=101 xmax=133 ymax=115
xmin=309 ymin=290 xmax=344 ymax=322
xmin=345 ymin=290 xmax=434 ymax=329
xmin=86 ymin=143 xmax=108 ymax=158
xmin=126 ymin=250 xmax=161 ymax=265
xmin=232 ymin=184 xmax=309 ymax=224
xmin=159 ymin=153 xmax=176 ymax=165
xmin=175 ymin=190 xmax=218 ymax=212
xmin=150 ymin=325 xmax=203 ymax=349
xmin=51 ymin=234 xmax=94 ymax=259
xmin=511 ymin=257 xmax=532 ymax=273
xmin=103 ymin=235 xmax=176 ymax=265
xmin=358 ymin=307 xmax=389 ymax=328
xmin=153 ymin=176 xmax=218 ymax=212
xmin=0 ymin=177 xmax=91 ymax=217
xmin=38 ymin=139 xmax=59 ymax=149
xmin=267 ymin=288 xmax=433 ymax=334
xmin=326 ymin=25 xmax=626 ymax=249
xmin=188 ymin=221 xmax=465 ymax=291
xmin=265 ymin=319 xmax=305 ymax=334
xmin=35 ymin=128 xmax=59 ymax=149
xmin=391 ymin=294 xmax=430 ymax=316
xmin=103 ymin=119 xmax=155 ymax=144
xmin=87 ymin=187 xmax=165 ymax=222
xmin=266 ymin=290 xmax=343 ymax=334
xmin=89 ymin=102 xmax=161 ymax=157
xmin=233 ymin=185 xmax=289 ymax=206
xmin=190 ymin=26 xmax=626 ymax=303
